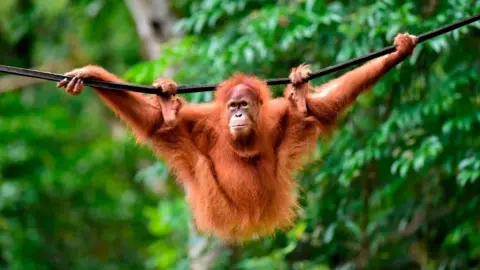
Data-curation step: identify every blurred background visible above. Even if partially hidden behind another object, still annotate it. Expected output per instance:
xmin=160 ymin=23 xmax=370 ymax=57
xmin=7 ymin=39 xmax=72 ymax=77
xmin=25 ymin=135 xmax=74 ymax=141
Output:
xmin=0 ymin=0 xmax=479 ymax=269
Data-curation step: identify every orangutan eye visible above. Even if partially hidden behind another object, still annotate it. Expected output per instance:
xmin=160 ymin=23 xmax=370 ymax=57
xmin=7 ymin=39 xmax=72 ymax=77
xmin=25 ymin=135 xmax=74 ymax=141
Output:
xmin=240 ymin=101 xmax=248 ymax=108
xmin=229 ymin=103 xmax=236 ymax=109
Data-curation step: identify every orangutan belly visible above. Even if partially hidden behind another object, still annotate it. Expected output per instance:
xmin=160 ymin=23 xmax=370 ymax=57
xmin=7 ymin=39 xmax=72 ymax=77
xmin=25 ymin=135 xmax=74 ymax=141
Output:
xmin=185 ymin=147 xmax=299 ymax=241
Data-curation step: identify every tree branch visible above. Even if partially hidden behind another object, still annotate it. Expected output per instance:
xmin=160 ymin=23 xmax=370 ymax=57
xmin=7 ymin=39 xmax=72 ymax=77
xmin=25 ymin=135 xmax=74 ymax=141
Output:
xmin=124 ymin=0 xmax=178 ymax=62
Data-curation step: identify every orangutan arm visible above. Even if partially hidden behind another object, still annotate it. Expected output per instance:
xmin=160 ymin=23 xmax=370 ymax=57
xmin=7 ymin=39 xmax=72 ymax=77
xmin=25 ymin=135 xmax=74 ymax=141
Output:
xmin=58 ymin=65 xmax=183 ymax=143
xmin=286 ymin=33 xmax=417 ymax=131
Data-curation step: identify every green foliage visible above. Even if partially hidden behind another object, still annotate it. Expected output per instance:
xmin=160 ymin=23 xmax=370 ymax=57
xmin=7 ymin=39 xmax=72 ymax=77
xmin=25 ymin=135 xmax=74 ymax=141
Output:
xmin=1 ymin=0 xmax=480 ymax=269
xmin=0 ymin=1 xmax=152 ymax=269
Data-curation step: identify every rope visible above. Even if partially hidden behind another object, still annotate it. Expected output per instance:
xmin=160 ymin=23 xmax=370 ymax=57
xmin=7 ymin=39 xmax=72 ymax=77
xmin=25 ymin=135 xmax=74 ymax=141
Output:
xmin=1 ymin=13 xmax=479 ymax=95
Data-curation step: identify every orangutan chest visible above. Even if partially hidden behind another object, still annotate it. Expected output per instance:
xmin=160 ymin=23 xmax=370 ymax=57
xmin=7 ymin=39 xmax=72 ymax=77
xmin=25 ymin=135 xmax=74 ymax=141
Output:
xmin=207 ymin=148 xmax=277 ymax=203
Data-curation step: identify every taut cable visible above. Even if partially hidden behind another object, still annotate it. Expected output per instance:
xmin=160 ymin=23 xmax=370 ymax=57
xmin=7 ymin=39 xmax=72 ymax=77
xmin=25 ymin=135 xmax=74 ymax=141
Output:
xmin=1 ymin=13 xmax=479 ymax=95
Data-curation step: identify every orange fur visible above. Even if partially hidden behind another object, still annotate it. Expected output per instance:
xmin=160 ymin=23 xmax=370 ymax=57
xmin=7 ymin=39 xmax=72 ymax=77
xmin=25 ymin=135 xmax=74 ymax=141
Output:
xmin=65 ymin=39 xmax=413 ymax=241
xmin=151 ymin=75 xmax=312 ymax=241
xmin=215 ymin=73 xmax=271 ymax=105
xmin=146 ymin=52 xmax=406 ymax=241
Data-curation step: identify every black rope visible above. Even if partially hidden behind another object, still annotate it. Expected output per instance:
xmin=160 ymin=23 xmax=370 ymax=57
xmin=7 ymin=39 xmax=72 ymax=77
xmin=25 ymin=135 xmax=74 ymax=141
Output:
xmin=1 ymin=13 xmax=479 ymax=95
xmin=268 ymin=12 xmax=480 ymax=85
